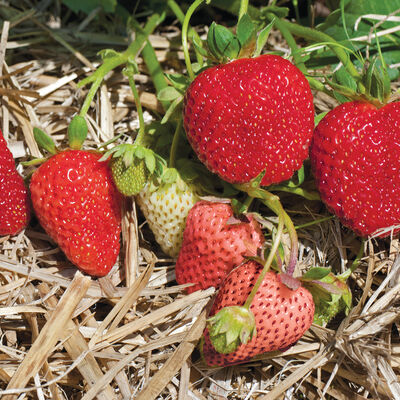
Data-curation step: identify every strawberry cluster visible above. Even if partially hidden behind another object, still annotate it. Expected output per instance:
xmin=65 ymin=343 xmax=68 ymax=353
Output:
xmin=3 ymin=0 xmax=399 ymax=372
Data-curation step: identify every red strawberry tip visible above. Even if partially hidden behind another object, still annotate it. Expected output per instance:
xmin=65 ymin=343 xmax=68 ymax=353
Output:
xmin=207 ymin=305 xmax=256 ymax=354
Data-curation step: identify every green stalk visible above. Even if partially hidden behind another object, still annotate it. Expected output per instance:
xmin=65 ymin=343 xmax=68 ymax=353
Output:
xmin=182 ymin=0 xmax=205 ymax=81
xmin=167 ymin=0 xmax=203 ymax=65
xmin=292 ymin=0 xmax=301 ymax=24
xmin=265 ymin=15 xmax=362 ymax=82
xmin=126 ymin=71 xmax=146 ymax=145
xmin=271 ymin=14 xmax=306 ymax=72
xmin=243 ymin=211 xmax=284 ymax=309
xmin=140 ymin=41 xmax=169 ymax=110
xmin=265 ymin=14 xmax=332 ymax=97
xmin=78 ymin=13 xmax=163 ymax=117
xmin=237 ymin=184 xmax=300 ymax=287
xmin=169 ymin=119 xmax=182 ymax=168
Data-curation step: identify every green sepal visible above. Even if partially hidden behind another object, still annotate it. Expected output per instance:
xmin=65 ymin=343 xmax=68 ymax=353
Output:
xmin=301 ymin=270 xmax=352 ymax=326
xmin=315 ymin=111 xmax=328 ymax=126
xmin=102 ymin=143 xmax=165 ymax=196
xmin=161 ymin=167 xmax=178 ymax=184
xmin=236 ymin=14 xmax=257 ymax=57
xmin=254 ymin=18 xmax=274 ymax=57
xmin=33 ymin=127 xmax=57 ymax=155
xmin=362 ymin=57 xmax=391 ymax=104
xmin=207 ymin=306 xmax=256 ymax=354
xmin=332 ymin=66 xmax=358 ymax=103
xmin=207 ymin=22 xmax=241 ymax=62
xmin=68 ymin=115 xmax=88 ymax=150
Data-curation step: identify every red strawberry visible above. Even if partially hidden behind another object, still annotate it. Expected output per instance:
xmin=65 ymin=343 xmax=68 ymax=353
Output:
xmin=175 ymin=200 xmax=264 ymax=293
xmin=183 ymin=54 xmax=314 ymax=186
xmin=30 ymin=150 xmax=122 ymax=277
xmin=310 ymin=100 xmax=400 ymax=237
xmin=0 ymin=131 xmax=30 ymax=235
xmin=202 ymin=261 xmax=315 ymax=367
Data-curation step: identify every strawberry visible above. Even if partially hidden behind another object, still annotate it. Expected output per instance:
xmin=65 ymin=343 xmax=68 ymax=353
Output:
xmin=202 ymin=260 xmax=315 ymax=367
xmin=183 ymin=54 xmax=314 ymax=186
xmin=136 ymin=172 xmax=199 ymax=258
xmin=310 ymin=100 xmax=400 ymax=237
xmin=110 ymin=155 xmax=148 ymax=196
xmin=174 ymin=200 xmax=265 ymax=293
xmin=0 ymin=131 xmax=30 ymax=235
xmin=30 ymin=150 xmax=122 ymax=277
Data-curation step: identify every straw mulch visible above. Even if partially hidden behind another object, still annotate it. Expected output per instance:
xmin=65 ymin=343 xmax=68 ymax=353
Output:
xmin=1 ymin=3 xmax=400 ymax=399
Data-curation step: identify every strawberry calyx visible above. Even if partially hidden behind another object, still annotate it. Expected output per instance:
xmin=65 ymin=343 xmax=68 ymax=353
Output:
xmin=300 ymin=267 xmax=352 ymax=326
xmin=207 ymin=305 xmax=256 ymax=354
xmin=102 ymin=143 xmax=165 ymax=196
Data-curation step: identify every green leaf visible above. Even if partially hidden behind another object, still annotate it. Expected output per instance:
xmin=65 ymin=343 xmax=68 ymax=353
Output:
xmin=255 ymin=19 xmax=275 ymax=57
xmin=236 ymin=13 xmax=256 ymax=47
xmin=157 ymin=86 xmax=182 ymax=102
xmin=62 ymin=0 xmax=116 ymax=14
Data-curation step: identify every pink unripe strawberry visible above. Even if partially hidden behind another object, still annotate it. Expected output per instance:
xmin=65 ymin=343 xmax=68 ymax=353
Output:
xmin=175 ymin=200 xmax=264 ymax=293
xmin=202 ymin=261 xmax=315 ymax=367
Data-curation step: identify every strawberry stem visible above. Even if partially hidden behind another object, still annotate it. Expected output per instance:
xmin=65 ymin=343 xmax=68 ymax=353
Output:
xmin=243 ymin=204 xmax=284 ymax=309
xmin=237 ymin=185 xmax=299 ymax=277
xmin=167 ymin=0 xmax=204 ymax=65
xmin=78 ymin=13 xmax=163 ymax=117
xmin=182 ymin=0 xmax=206 ymax=81
xmin=266 ymin=15 xmax=362 ymax=83
xmin=268 ymin=15 xmax=332 ymax=97
xmin=169 ymin=119 xmax=182 ymax=168
xmin=125 ymin=69 xmax=146 ymax=146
